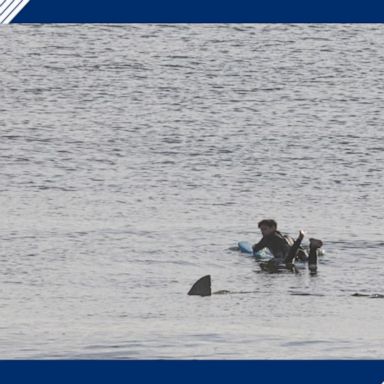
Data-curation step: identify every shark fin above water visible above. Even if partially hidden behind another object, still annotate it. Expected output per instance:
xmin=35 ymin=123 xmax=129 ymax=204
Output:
xmin=188 ymin=275 xmax=211 ymax=296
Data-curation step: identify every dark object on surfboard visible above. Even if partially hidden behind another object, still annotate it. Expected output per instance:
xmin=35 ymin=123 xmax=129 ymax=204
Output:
xmin=188 ymin=275 xmax=211 ymax=296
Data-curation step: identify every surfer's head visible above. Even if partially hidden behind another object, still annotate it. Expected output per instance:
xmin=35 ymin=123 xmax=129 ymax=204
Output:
xmin=258 ymin=219 xmax=277 ymax=237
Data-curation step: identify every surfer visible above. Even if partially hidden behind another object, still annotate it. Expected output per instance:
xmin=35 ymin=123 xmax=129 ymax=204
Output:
xmin=253 ymin=219 xmax=323 ymax=272
xmin=252 ymin=219 xmax=290 ymax=259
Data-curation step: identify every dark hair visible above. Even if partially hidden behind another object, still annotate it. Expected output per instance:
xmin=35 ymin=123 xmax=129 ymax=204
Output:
xmin=258 ymin=219 xmax=277 ymax=229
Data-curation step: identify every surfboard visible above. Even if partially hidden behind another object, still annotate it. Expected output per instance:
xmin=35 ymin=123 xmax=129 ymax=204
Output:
xmin=238 ymin=241 xmax=273 ymax=260
xmin=238 ymin=241 xmax=253 ymax=254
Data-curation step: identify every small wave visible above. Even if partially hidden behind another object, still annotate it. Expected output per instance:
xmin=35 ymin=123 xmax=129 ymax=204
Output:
xmin=289 ymin=292 xmax=325 ymax=297
xmin=352 ymin=293 xmax=384 ymax=299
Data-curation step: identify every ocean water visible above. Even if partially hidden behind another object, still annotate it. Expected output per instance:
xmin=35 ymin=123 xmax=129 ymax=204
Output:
xmin=0 ymin=24 xmax=383 ymax=359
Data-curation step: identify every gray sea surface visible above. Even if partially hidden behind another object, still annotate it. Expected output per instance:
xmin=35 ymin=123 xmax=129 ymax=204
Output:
xmin=0 ymin=24 xmax=383 ymax=359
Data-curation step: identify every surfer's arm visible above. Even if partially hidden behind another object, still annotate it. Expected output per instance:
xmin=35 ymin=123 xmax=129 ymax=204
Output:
xmin=252 ymin=238 xmax=267 ymax=255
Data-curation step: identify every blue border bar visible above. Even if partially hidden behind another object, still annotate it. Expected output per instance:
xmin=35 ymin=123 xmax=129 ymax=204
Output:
xmin=12 ymin=0 xmax=384 ymax=23
xmin=1 ymin=361 xmax=384 ymax=384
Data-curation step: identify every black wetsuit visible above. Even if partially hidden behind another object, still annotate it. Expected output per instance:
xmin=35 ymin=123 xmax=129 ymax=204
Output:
xmin=252 ymin=231 xmax=291 ymax=260
xmin=257 ymin=233 xmax=319 ymax=273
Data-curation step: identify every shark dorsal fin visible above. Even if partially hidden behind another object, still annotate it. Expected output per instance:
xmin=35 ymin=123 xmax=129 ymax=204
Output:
xmin=188 ymin=275 xmax=211 ymax=296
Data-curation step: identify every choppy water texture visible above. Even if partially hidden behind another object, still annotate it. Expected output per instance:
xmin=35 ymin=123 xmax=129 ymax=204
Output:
xmin=0 ymin=24 xmax=383 ymax=359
